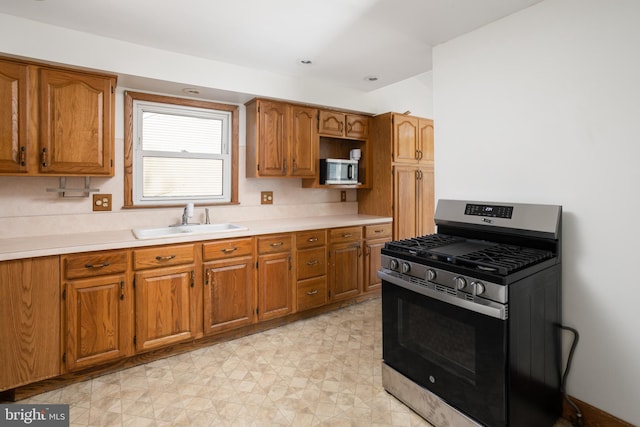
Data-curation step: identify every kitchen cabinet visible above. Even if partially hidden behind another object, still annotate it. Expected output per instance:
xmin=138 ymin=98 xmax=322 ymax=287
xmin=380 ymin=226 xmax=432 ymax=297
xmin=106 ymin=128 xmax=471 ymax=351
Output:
xmin=0 ymin=256 xmax=60 ymax=391
xmin=295 ymin=229 xmax=327 ymax=311
xmin=318 ymin=110 xmax=369 ymax=140
xmin=257 ymin=233 xmax=293 ymax=321
xmin=202 ymin=237 xmax=255 ymax=335
xmin=245 ymin=99 xmax=317 ymax=178
xmin=62 ymin=250 xmax=132 ymax=371
xmin=392 ymin=115 xmax=434 ymax=165
xmin=393 ymin=165 xmax=435 ymax=239
xmin=133 ymin=244 xmax=197 ymax=352
xmin=328 ymin=226 xmax=363 ymax=302
xmin=358 ymin=112 xmax=435 ymax=239
xmin=363 ymin=223 xmax=392 ymax=293
xmin=0 ymin=56 xmax=116 ymax=176
xmin=0 ymin=59 xmax=29 ymax=174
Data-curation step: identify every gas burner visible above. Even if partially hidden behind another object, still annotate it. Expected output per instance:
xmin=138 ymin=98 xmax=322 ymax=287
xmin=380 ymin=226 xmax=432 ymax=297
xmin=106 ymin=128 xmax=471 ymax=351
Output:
xmin=454 ymin=244 xmax=554 ymax=275
xmin=385 ymin=234 xmax=464 ymax=256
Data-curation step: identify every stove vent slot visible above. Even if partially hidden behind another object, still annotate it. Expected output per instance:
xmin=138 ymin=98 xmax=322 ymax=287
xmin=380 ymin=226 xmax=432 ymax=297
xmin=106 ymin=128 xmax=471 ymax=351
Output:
xmin=465 ymin=294 xmax=475 ymax=302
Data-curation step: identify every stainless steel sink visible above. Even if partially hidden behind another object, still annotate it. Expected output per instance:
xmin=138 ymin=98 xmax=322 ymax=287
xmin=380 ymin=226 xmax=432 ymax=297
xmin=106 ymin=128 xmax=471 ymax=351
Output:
xmin=132 ymin=223 xmax=248 ymax=239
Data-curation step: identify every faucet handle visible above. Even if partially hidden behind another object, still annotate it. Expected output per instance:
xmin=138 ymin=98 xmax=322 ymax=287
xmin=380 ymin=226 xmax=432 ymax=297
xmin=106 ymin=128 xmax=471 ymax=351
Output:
xmin=186 ymin=203 xmax=194 ymax=218
xmin=205 ymin=208 xmax=211 ymax=224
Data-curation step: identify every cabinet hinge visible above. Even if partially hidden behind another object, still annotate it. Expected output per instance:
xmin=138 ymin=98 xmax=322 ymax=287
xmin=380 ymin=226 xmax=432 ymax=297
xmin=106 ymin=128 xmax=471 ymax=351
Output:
xmin=111 ymin=85 xmax=115 ymax=94
xmin=110 ymin=159 xmax=113 ymax=167
xmin=256 ymin=261 xmax=259 ymax=269
xmin=62 ymin=288 xmax=66 ymax=300
xmin=257 ymin=105 xmax=260 ymax=113
xmin=257 ymin=164 xmax=260 ymax=171
xmin=256 ymin=308 xmax=259 ymax=315
xmin=133 ymin=277 xmax=136 ymax=289
xmin=133 ymin=336 xmax=137 ymax=345
xmin=190 ymin=270 xmax=195 ymax=288
xmin=62 ymin=353 xmax=66 ymax=363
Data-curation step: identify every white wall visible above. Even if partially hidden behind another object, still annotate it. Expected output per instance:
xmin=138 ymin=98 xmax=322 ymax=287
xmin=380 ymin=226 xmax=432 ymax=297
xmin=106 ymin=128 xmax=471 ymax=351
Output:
xmin=433 ymin=0 xmax=640 ymax=424
xmin=0 ymin=14 xmax=432 ymax=236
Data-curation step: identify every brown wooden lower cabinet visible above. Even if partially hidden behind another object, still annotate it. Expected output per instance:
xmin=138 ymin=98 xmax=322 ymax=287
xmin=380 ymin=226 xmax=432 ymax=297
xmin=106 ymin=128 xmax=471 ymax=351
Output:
xmin=0 ymin=256 xmax=60 ymax=392
xmin=364 ymin=223 xmax=392 ymax=293
xmin=134 ymin=264 xmax=196 ymax=352
xmin=329 ymin=227 xmax=363 ymax=302
xmin=203 ymin=255 xmax=255 ymax=335
xmin=257 ymin=234 xmax=294 ymax=321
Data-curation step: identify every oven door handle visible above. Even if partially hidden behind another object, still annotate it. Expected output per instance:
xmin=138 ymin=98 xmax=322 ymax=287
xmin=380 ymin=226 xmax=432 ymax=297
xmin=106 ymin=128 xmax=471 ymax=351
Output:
xmin=378 ymin=269 xmax=507 ymax=320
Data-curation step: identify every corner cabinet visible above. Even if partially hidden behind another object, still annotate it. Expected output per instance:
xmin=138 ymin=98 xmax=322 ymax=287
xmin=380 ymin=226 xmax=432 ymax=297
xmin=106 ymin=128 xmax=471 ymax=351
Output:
xmin=245 ymin=99 xmax=317 ymax=178
xmin=0 ymin=256 xmax=60 ymax=392
xmin=358 ymin=112 xmax=435 ymax=239
xmin=0 ymin=56 xmax=116 ymax=176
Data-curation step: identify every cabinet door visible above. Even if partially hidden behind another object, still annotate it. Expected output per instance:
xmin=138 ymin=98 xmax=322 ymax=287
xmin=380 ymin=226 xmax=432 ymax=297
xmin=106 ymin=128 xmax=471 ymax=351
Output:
xmin=318 ymin=110 xmax=345 ymax=137
xmin=417 ymin=166 xmax=435 ymax=236
xmin=0 ymin=60 xmax=29 ymax=174
xmin=329 ymin=242 xmax=362 ymax=301
xmin=65 ymin=274 xmax=131 ymax=371
xmin=393 ymin=115 xmax=419 ymax=164
xmin=364 ymin=238 xmax=389 ymax=293
xmin=258 ymin=100 xmax=288 ymax=176
xmin=135 ymin=265 xmax=195 ymax=352
xmin=290 ymin=105 xmax=317 ymax=177
xmin=0 ymin=256 xmax=60 ymax=391
xmin=39 ymin=68 xmax=114 ymax=175
xmin=203 ymin=256 xmax=254 ymax=335
xmin=257 ymin=252 xmax=292 ymax=321
xmin=419 ymin=118 xmax=434 ymax=164
xmin=393 ymin=165 xmax=419 ymax=240
xmin=345 ymin=114 xmax=369 ymax=139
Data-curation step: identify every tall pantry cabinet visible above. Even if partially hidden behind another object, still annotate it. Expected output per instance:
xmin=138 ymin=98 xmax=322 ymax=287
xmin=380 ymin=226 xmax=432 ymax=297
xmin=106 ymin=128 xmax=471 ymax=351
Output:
xmin=358 ymin=113 xmax=435 ymax=240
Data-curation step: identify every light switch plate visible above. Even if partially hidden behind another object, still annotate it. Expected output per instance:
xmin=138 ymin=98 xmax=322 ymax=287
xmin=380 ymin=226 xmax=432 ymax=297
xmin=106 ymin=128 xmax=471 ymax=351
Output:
xmin=93 ymin=194 xmax=112 ymax=211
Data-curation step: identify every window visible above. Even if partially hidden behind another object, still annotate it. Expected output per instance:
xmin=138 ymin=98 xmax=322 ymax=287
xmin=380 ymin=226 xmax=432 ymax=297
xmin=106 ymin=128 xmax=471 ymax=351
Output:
xmin=124 ymin=91 xmax=238 ymax=207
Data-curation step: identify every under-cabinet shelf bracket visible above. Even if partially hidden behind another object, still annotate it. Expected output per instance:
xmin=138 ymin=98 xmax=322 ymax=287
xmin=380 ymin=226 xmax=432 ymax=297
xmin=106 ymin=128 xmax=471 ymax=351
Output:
xmin=46 ymin=177 xmax=100 ymax=198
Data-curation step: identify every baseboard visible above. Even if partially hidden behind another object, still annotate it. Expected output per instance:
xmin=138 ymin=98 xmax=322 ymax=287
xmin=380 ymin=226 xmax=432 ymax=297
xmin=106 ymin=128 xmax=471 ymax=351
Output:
xmin=563 ymin=396 xmax=635 ymax=427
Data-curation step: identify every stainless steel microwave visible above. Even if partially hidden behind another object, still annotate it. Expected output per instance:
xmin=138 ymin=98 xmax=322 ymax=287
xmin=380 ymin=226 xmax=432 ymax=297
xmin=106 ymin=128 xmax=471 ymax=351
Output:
xmin=320 ymin=158 xmax=359 ymax=184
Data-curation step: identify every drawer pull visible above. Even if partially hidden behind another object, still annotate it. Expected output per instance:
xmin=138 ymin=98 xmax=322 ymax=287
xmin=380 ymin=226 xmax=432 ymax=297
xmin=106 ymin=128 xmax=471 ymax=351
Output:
xmin=342 ymin=233 xmax=353 ymax=238
xmin=307 ymin=237 xmax=318 ymax=242
xmin=85 ymin=262 xmax=110 ymax=269
xmin=270 ymin=242 xmax=284 ymax=247
xmin=306 ymin=289 xmax=319 ymax=296
xmin=374 ymin=229 xmax=384 ymax=234
xmin=155 ymin=255 xmax=176 ymax=261
xmin=221 ymin=247 xmax=238 ymax=254
xmin=306 ymin=259 xmax=319 ymax=266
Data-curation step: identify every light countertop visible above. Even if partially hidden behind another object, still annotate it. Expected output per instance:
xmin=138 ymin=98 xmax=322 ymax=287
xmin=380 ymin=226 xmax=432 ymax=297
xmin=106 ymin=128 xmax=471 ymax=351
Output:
xmin=0 ymin=215 xmax=391 ymax=261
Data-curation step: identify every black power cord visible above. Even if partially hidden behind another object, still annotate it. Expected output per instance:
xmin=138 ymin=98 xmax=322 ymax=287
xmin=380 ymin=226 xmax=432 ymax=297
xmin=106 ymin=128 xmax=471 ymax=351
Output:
xmin=559 ymin=325 xmax=584 ymax=427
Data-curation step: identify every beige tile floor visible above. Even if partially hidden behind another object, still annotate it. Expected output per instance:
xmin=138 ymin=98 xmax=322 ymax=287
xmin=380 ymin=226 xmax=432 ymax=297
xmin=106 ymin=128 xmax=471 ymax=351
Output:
xmin=21 ymin=298 xmax=432 ymax=426
xmin=19 ymin=298 xmax=570 ymax=427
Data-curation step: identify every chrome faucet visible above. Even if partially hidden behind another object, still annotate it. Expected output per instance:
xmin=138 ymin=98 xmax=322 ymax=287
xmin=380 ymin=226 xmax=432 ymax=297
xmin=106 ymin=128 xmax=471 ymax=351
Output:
xmin=181 ymin=203 xmax=194 ymax=225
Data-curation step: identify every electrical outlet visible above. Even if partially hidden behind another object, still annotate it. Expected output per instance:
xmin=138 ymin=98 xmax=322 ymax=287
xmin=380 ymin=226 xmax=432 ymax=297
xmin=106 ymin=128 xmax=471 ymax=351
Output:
xmin=261 ymin=191 xmax=273 ymax=205
xmin=92 ymin=194 xmax=112 ymax=211
xmin=341 ymin=191 xmax=347 ymax=202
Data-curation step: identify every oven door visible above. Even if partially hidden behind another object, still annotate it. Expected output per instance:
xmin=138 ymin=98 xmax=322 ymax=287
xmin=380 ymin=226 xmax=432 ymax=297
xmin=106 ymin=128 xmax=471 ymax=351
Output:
xmin=382 ymin=277 xmax=507 ymax=427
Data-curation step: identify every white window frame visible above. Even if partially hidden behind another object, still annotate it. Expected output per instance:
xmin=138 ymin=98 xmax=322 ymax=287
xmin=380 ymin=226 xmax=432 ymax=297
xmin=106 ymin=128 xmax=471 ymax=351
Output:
xmin=131 ymin=100 xmax=232 ymax=206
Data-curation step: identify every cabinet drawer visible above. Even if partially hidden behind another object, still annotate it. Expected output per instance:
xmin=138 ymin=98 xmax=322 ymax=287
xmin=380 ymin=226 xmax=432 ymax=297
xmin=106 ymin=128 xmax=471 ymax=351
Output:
xmin=297 ymin=276 xmax=327 ymax=311
xmin=329 ymin=226 xmax=362 ymax=244
xmin=257 ymin=234 xmax=292 ymax=254
xmin=133 ymin=244 xmax=194 ymax=270
xmin=296 ymin=229 xmax=326 ymax=249
xmin=203 ymin=237 xmax=253 ymax=261
xmin=365 ymin=223 xmax=392 ymax=239
xmin=64 ymin=250 xmax=128 ymax=279
xmin=297 ymin=247 xmax=327 ymax=280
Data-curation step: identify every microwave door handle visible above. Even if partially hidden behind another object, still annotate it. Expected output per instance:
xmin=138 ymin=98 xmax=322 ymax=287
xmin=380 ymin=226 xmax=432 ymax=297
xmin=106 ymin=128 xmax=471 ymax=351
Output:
xmin=347 ymin=164 xmax=353 ymax=180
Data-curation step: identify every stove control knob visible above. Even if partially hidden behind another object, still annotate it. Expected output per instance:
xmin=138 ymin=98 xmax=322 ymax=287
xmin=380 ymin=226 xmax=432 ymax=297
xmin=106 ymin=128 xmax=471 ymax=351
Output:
xmin=427 ymin=269 xmax=437 ymax=281
xmin=390 ymin=259 xmax=399 ymax=270
xmin=401 ymin=262 xmax=411 ymax=273
xmin=454 ymin=276 xmax=467 ymax=290
xmin=473 ymin=281 xmax=486 ymax=295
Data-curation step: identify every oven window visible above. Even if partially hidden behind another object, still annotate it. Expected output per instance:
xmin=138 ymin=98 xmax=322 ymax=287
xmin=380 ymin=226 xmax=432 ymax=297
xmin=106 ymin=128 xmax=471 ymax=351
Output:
xmin=398 ymin=299 xmax=476 ymax=383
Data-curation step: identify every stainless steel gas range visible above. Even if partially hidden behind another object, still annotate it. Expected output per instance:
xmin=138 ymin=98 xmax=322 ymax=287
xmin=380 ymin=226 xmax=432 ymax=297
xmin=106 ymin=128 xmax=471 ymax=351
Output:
xmin=380 ymin=199 xmax=562 ymax=427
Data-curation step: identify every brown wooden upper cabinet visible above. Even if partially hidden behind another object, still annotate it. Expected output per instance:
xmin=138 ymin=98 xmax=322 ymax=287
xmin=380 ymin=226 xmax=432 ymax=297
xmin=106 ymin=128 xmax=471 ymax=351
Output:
xmin=392 ymin=115 xmax=434 ymax=165
xmin=0 ymin=56 xmax=116 ymax=176
xmin=318 ymin=110 xmax=369 ymax=140
xmin=245 ymin=98 xmax=317 ymax=178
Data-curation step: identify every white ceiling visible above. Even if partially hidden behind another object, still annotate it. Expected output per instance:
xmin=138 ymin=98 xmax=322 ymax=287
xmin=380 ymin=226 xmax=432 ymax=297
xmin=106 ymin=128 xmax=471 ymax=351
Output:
xmin=0 ymin=0 xmax=543 ymax=91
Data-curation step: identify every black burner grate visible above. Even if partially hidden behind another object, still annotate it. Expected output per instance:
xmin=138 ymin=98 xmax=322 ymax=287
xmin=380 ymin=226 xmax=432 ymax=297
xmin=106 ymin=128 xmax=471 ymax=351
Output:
xmin=385 ymin=234 xmax=464 ymax=256
xmin=454 ymin=245 xmax=554 ymax=275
